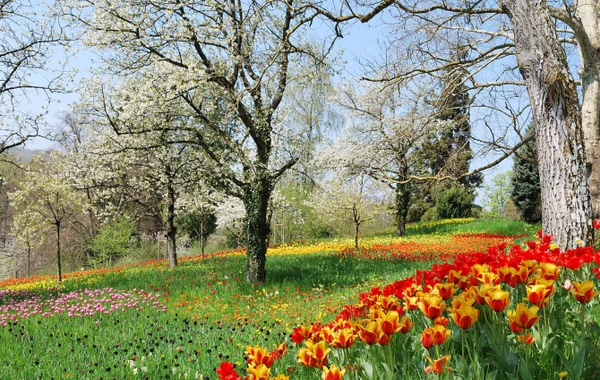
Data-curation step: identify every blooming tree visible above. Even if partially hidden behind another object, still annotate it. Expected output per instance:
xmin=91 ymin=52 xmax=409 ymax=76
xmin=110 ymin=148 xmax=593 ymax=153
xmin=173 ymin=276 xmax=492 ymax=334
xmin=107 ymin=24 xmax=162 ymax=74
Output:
xmin=327 ymin=80 xmax=450 ymax=236
xmin=306 ymin=173 xmax=387 ymax=250
xmin=59 ymin=0 xmax=336 ymax=282
xmin=9 ymin=153 xmax=88 ymax=282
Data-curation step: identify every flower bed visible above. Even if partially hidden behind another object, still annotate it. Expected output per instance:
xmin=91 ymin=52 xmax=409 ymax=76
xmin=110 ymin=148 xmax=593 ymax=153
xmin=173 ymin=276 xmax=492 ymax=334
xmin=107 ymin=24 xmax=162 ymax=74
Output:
xmin=219 ymin=231 xmax=600 ymax=379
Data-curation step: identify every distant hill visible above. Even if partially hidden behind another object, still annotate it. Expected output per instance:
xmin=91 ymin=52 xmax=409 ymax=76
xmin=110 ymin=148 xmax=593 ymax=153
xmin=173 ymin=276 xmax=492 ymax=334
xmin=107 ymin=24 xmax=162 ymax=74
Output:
xmin=6 ymin=148 xmax=47 ymax=163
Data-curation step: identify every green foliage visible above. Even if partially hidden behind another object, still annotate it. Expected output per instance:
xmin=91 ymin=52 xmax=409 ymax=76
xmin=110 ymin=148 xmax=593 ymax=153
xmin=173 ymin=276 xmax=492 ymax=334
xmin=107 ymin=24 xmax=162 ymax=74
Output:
xmin=89 ymin=216 xmax=136 ymax=265
xmin=511 ymin=124 xmax=542 ymax=223
xmin=420 ymin=206 xmax=439 ymax=221
xmin=176 ymin=210 xmax=217 ymax=243
xmin=436 ymin=185 xmax=475 ymax=219
xmin=482 ymin=171 xmax=514 ymax=218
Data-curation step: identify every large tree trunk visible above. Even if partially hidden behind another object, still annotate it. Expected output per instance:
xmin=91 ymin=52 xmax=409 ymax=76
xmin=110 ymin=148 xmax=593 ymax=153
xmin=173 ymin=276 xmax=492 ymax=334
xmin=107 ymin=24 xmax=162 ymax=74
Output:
xmin=243 ymin=178 xmax=272 ymax=284
xmin=575 ymin=0 xmax=600 ymax=218
xmin=56 ymin=222 xmax=62 ymax=283
xmin=166 ymin=180 xmax=177 ymax=268
xmin=500 ymin=0 xmax=593 ymax=249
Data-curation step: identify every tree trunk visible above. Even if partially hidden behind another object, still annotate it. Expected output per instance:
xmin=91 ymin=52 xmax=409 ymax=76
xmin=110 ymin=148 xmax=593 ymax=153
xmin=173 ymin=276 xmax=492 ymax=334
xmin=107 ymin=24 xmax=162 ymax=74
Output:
xmin=166 ymin=181 xmax=177 ymax=268
xmin=243 ymin=178 xmax=272 ymax=284
xmin=27 ymin=243 xmax=31 ymax=278
xmin=200 ymin=216 xmax=205 ymax=259
xmin=56 ymin=222 xmax=62 ymax=283
xmin=353 ymin=203 xmax=360 ymax=250
xmin=575 ymin=0 xmax=600 ymax=218
xmin=395 ymin=165 xmax=411 ymax=236
xmin=500 ymin=0 xmax=594 ymax=249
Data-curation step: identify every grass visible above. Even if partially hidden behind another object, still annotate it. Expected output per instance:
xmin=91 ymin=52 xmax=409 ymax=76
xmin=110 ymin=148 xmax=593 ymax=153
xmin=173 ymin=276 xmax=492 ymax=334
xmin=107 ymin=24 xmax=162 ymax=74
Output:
xmin=0 ymin=218 xmax=535 ymax=379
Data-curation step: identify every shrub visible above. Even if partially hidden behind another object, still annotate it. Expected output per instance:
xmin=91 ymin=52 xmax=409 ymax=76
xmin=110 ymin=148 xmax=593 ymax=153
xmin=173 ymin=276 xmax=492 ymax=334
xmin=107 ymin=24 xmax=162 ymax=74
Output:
xmin=436 ymin=186 xmax=475 ymax=219
xmin=420 ymin=206 xmax=438 ymax=221
xmin=89 ymin=216 xmax=136 ymax=266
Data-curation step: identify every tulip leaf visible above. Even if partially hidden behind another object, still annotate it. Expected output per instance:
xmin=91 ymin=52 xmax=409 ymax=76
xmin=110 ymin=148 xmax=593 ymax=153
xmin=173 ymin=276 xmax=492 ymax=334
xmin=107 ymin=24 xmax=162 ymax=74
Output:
xmin=518 ymin=358 xmax=534 ymax=380
xmin=358 ymin=358 xmax=373 ymax=378
xmin=573 ymin=336 xmax=591 ymax=378
xmin=552 ymin=348 xmax=574 ymax=374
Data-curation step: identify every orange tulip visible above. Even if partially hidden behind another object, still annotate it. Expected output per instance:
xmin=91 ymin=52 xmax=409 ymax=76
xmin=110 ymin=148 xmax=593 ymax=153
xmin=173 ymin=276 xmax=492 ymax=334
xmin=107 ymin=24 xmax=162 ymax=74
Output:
xmin=322 ymin=365 xmax=346 ymax=380
xmin=246 ymin=345 xmax=275 ymax=367
xmin=497 ymin=266 xmax=513 ymax=283
xmin=526 ymin=284 xmax=551 ymax=307
xmin=417 ymin=293 xmax=445 ymax=319
xmin=477 ymin=271 xmax=498 ymax=285
xmin=376 ymin=310 xmax=403 ymax=335
xmin=570 ymin=281 xmax=600 ymax=304
xmin=471 ymin=264 xmax=489 ymax=278
xmin=403 ymin=296 xmax=419 ymax=311
xmin=449 ymin=303 xmax=479 ymax=329
xmin=469 ymin=283 xmax=494 ymax=305
xmin=507 ymin=303 xmax=540 ymax=332
xmin=434 ymin=283 xmax=456 ymax=300
xmin=327 ymin=328 xmax=355 ymax=349
xmin=247 ymin=363 xmax=270 ymax=380
xmin=518 ymin=333 xmax=536 ymax=345
xmin=424 ymin=355 xmax=452 ymax=375
xmin=398 ymin=316 xmax=414 ymax=333
xmin=446 ymin=269 xmax=463 ymax=284
xmin=357 ymin=321 xmax=388 ymax=346
xmin=484 ymin=286 xmax=510 ymax=312
xmin=421 ymin=325 xmax=451 ymax=348
xmin=450 ymin=291 xmax=476 ymax=310
xmin=403 ymin=283 xmax=422 ymax=297
xmin=376 ymin=295 xmax=401 ymax=310
xmin=434 ymin=316 xmax=449 ymax=327
xmin=511 ymin=265 xmax=530 ymax=284
xmin=296 ymin=340 xmax=330 ymax=368
xmin=538 ymin=262 xmax=561 ymax=281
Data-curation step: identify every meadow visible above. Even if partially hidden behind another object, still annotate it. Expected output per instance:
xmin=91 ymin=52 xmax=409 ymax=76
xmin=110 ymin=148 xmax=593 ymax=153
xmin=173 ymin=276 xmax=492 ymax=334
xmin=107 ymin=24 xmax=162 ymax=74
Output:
xmin=2 ymin=219 xmax=600 ymax=379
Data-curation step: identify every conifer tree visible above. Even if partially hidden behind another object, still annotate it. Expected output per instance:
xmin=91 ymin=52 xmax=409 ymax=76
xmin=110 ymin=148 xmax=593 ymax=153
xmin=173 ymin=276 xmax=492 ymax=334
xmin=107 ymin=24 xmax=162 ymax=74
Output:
xmin=510 ymin=124 xmax=541 ymax=224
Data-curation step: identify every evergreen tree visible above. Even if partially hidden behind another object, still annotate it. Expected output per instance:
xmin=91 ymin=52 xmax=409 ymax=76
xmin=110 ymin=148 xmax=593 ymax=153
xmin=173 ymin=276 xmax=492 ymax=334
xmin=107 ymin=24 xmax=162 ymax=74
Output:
xmin=511 ymin=124 xmax=542 ymax=223
xmin=417 ymin=49 xmax=482 ymax=219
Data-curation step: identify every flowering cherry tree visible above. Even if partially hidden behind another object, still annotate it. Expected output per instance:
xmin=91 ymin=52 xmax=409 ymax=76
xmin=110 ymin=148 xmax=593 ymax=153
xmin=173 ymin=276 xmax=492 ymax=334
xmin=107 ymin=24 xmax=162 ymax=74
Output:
xmin=59 ymin=0 xmax=335 ymax=282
